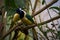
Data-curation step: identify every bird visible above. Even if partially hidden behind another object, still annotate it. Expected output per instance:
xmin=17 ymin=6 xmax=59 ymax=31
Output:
xmin=15 ymin=8 xmax=34 ymax=25
xmin=12 ymin=8 xmax=35 ymax=40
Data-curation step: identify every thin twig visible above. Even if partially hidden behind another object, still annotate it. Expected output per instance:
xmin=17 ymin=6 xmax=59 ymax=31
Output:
xmin=32 ymin=0 xmax=39 ymax=40
xmin=44 ymin=1 xmax=56 ymax=39
xmin=39 ymin=15 xmax=49 ymax=40
xmin=32 ymin=0 xmax=38 ymax=14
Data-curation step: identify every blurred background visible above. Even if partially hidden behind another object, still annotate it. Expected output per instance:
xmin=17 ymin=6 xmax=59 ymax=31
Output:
xmin=0 ymin=0 xmax=60 ymax=40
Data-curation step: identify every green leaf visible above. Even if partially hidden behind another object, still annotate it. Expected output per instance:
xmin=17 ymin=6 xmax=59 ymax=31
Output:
xmin=15 ymin=0 xmax=25 ymax=9
xmin=46 ymin=29 xmax=55 ymax=33
xmin=43 ymin=32 xmax=47 ymax=37
xmin=38 ymin=26 xmax=49 ymax=40
xmin=49 ymin=7 xmax=60 ymax=12
xmin=57 ymin=31 xmax=60 ymax=38
xmin=4 ymin=0 xmax=17 ymax=11
xmin=14 ymin=0 xmax=30 ymax=12
xmin=42 ymin=0 xmax=45 ymax=5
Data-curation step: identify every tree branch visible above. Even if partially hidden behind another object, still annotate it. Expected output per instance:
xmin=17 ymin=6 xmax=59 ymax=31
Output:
xmin=0 ymin=15 xmax=60 ymax=40
xmin=32 ymin=0 xmax=39 ymax=40
xmin=32 ymin=0 xmax=58 ymax=17
xmin=24 ymin=16 xmax=60 ymax=30
xmin=0 ymin=22 xmax=23 ymax=40
xmin=32 ymin=0 xmax=38 ymax=14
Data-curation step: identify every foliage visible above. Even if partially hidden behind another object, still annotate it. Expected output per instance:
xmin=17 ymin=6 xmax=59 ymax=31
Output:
xmin=57 ymin=31 xmax=60 ymax=39
xmin=4 ymin=0 xmax=17 ymax=11
xmin=49 ymin=7 xmax=60 ymax=11
xmin=49 ymin=6 xmax=60 ymax=15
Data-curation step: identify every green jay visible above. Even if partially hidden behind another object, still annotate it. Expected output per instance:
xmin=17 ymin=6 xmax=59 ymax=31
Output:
xmin=12 ymin=8 xmax=34 ymax=25
xmin=12 ymin=8 xmax=35 ymax=40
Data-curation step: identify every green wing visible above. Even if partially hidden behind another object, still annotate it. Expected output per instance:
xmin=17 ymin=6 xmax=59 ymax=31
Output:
xmin=26 ymin=14 xmax=34 ymax=23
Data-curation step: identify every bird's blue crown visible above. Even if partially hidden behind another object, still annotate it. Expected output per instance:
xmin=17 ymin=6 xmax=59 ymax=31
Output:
xmin=16 ymin=8 xmax=24 ymax=19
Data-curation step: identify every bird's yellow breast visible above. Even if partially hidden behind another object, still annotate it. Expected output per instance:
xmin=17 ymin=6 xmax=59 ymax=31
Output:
xmin=21 ymin=17 xmax=33 ymax=25
xmin=13 ymin=13 xmax=20 ymax=22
